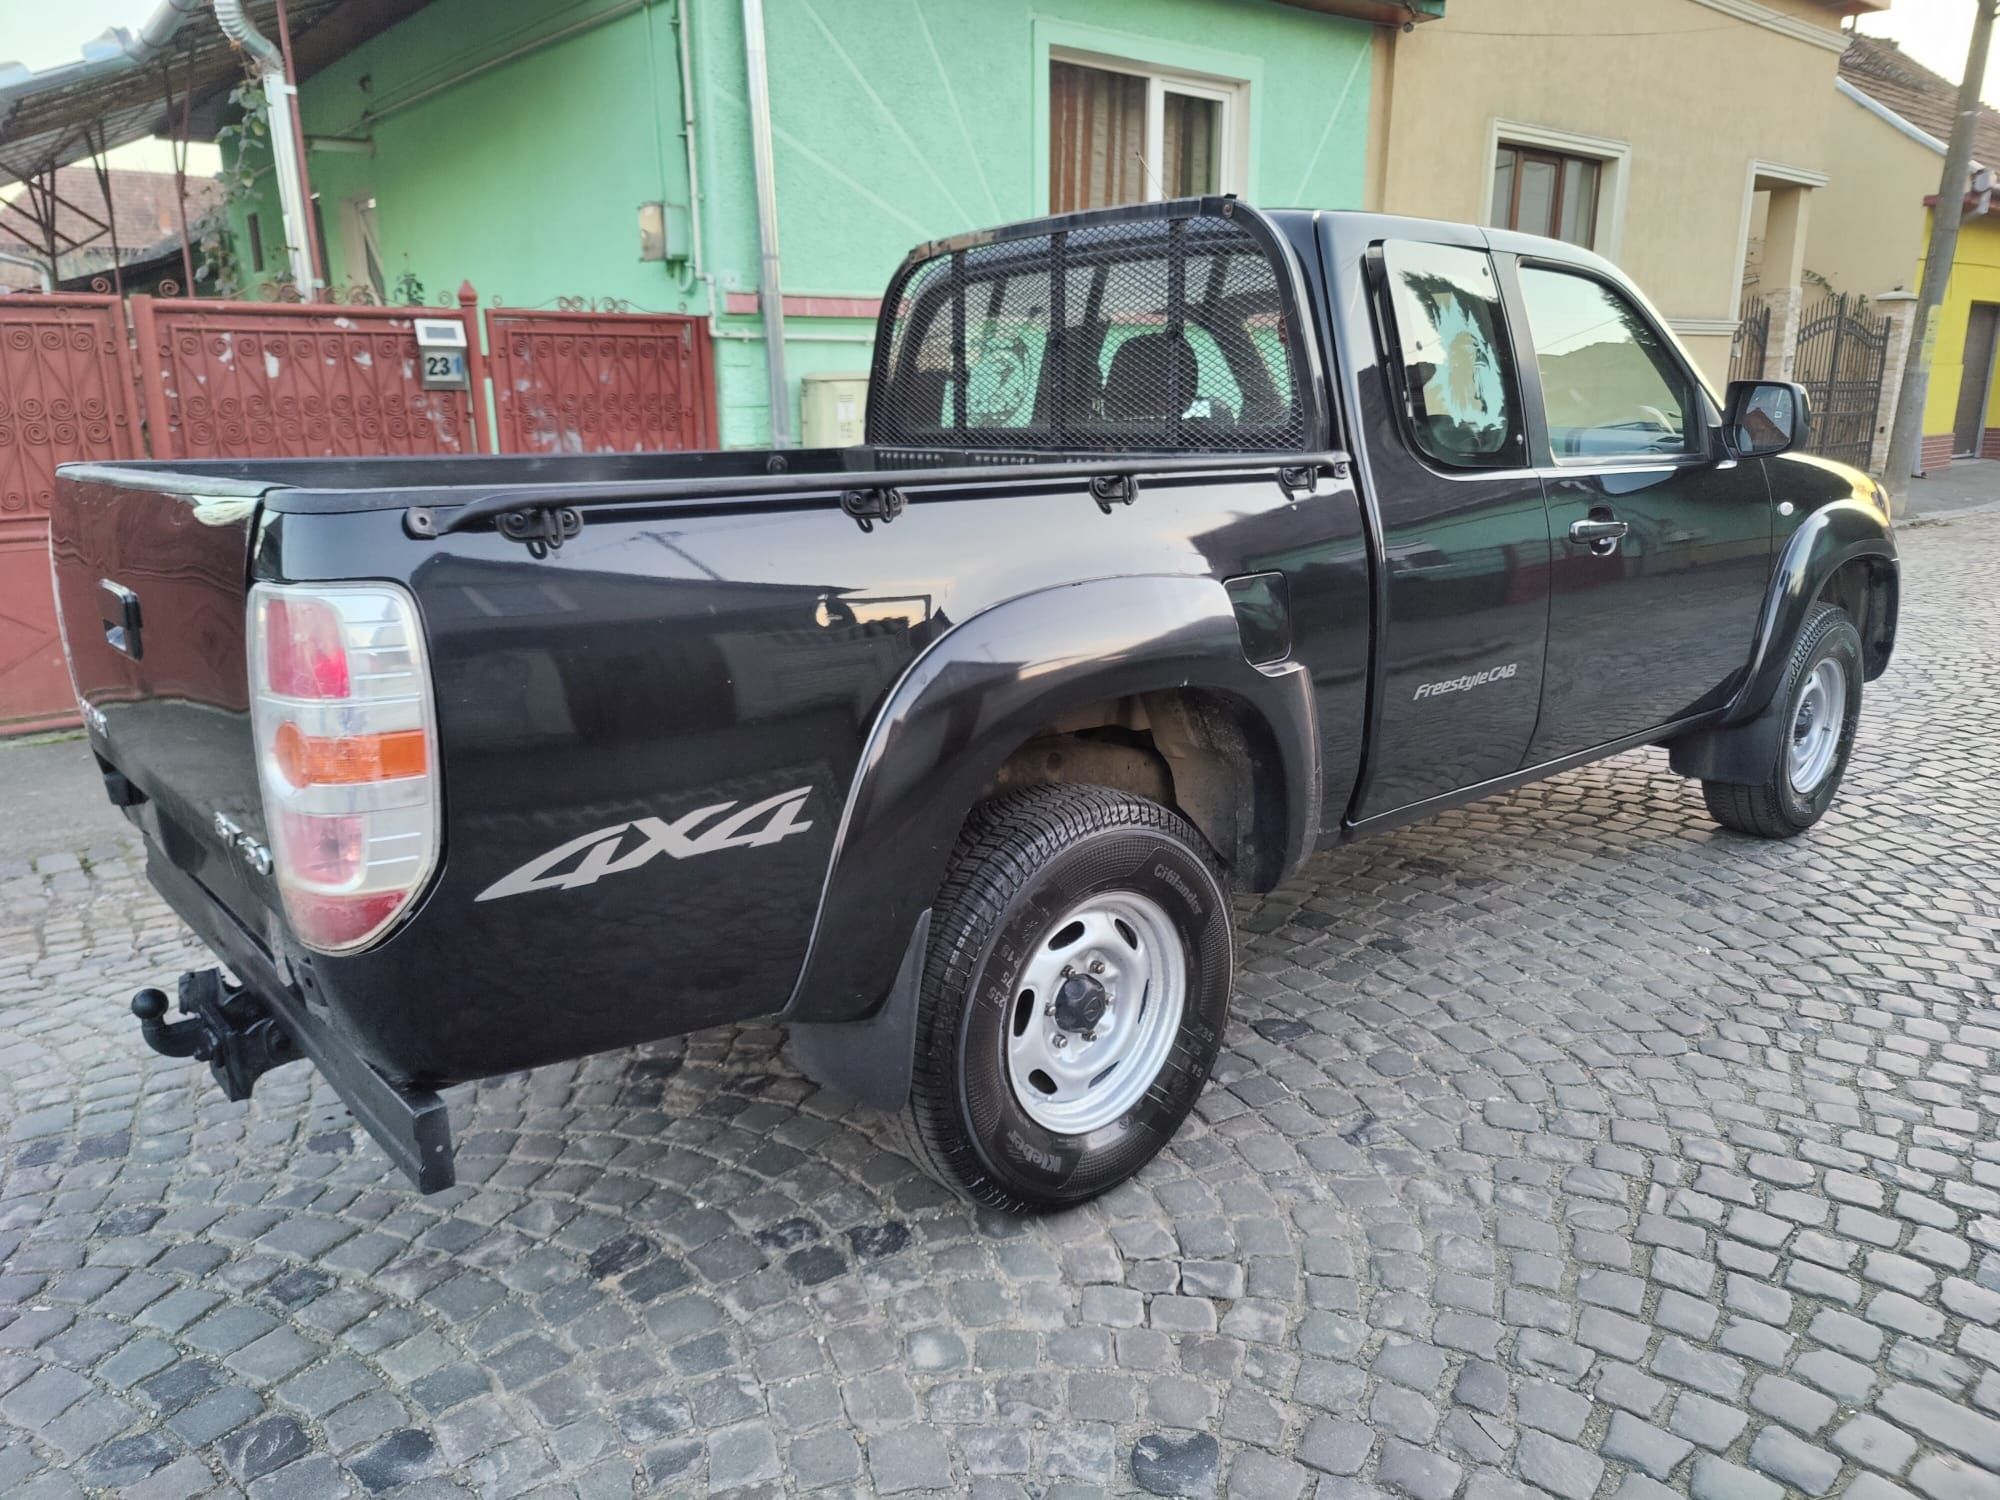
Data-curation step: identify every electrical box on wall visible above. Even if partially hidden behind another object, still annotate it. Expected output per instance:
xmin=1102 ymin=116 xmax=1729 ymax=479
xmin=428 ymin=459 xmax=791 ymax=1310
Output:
xmin=801 ymin=372 xmax=869 ymax=447
xmin=639 ymin=201 xmax=693 ymax=263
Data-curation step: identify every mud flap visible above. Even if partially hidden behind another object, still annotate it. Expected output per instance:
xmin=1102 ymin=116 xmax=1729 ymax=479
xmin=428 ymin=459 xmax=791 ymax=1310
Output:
xmin=787 ymin=911 xmax=930 ymax=1111
xmin=1665 ymin=704 xmax=1786 ymax=785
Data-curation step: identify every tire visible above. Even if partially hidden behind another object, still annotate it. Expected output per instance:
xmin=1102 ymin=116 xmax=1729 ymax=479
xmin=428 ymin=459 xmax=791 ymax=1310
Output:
xmin=906 ymin=784 xmax=1234 ymax=1212
xmin=1702 ymin=601 xmax=1863 ymax=838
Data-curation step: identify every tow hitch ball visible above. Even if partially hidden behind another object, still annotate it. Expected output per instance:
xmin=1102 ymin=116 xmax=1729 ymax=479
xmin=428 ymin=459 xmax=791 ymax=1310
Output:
xmin=131 ymin=969 xmax=301 ymax=1102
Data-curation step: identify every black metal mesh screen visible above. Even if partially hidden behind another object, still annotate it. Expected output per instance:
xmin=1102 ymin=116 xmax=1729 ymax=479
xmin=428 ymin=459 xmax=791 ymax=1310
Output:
xmin=868 ymin=209 xmax=1311 ymax=453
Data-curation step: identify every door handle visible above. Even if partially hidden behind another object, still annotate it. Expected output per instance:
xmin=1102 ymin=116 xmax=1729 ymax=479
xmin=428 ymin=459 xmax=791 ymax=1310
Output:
xmin=1568 ymin=517 xmax=1629 ymax=555
xmin=100 ymin=578 xmax=143 ymax=659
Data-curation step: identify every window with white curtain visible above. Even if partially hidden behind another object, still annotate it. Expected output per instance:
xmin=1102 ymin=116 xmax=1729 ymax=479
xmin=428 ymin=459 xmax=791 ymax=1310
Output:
xmin=1049 ymin=55 xmax=1244 ymax=214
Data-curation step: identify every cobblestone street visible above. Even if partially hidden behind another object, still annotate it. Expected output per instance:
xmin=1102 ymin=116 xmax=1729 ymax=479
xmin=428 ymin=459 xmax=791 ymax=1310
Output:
xmin=2 ymin=506 xmax=1996 ymax=1500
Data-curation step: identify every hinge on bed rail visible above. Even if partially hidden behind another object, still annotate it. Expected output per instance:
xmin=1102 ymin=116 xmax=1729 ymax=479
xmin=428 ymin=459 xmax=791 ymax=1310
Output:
xmin=1277 ymin=464 xmax=1321 ymax=500
xmin=1090 ymin=473 xmax=1138 ymax=514
xmin=840 ymin=487 xmax=906 ymax=533
xmin=497 ymin=505 xmax=584 ymax=558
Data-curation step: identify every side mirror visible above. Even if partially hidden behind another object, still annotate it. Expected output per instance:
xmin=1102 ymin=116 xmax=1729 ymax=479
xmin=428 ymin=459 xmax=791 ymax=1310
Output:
xmin=1722 ymin=379 xmax=1811 ymax=459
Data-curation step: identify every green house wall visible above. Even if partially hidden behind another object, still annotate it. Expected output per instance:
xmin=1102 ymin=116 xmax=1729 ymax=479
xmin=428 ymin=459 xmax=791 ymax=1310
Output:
xmin=229 ymin=0 xmax=1375 ymax=446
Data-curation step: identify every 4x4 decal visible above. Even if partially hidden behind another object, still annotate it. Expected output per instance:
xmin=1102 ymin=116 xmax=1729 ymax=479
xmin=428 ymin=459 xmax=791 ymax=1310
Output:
xmin=476 ymin=787 xmax=814 ymax=902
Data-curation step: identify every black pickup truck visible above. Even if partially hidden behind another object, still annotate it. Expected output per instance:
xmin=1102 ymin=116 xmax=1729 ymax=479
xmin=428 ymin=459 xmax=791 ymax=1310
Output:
xmin=50 ymin=199 xmax=1897 ymax=1211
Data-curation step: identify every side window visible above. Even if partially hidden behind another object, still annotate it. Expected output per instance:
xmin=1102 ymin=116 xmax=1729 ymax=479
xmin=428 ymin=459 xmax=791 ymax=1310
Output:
xmin=1379 ymin=241 xmax=1525 ymax=469
xmin=1517 ymin=266 xmax=1694 ymax=458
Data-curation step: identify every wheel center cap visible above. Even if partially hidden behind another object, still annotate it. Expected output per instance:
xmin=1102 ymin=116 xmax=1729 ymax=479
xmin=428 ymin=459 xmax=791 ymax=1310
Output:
xmin=1053 ymin=973 xmax=1109 ymax=1034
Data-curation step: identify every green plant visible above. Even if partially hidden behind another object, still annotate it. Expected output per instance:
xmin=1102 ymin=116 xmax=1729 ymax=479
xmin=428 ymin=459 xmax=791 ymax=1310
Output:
xmin=203 ymin=74 xmax=277 ymax=298
xmin=394 ymin=268 xmax=426 ymax=307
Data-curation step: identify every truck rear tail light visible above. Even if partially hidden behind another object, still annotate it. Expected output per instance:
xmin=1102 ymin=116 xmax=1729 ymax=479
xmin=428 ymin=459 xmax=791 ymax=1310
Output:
xmin=248 ymin=583 xmax=439 ymax=954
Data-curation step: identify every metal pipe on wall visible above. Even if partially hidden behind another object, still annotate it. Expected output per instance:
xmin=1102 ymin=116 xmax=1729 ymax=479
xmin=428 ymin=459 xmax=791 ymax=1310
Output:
xmin=212 ymin=0 xmax=319 ymax=295
xmin=740 ymin=0 xmax=791 ymax=445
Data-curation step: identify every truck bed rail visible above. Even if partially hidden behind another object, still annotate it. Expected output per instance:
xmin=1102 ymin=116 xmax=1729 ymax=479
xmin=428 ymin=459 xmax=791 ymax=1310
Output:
xmin=407 ymin=449 xmax=1350 ymax=544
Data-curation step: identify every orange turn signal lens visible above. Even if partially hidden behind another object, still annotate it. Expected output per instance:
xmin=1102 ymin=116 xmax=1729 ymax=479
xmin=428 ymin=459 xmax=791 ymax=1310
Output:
xmin=274 ymin=721 xmax=429 ymax=786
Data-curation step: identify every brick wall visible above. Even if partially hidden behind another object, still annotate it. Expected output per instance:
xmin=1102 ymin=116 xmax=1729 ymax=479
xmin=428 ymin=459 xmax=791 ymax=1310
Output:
xmin=1921 ymin=433 xmax=1955 ymax=471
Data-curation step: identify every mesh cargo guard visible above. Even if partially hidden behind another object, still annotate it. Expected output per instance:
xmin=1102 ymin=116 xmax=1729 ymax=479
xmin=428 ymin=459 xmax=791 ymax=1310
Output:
xmin=867 ymin=198 xmax=1320 ymax=455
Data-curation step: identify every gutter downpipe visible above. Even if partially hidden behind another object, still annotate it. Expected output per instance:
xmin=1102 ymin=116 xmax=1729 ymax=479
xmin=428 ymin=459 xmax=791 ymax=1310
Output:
xmin=212 ymin=0 xmax=319 ymax=295
xmin=0 ymin=250 xmax=54 ymax=291
xmin=667 ymin=0 xmax=726 ymax=340
xmin=740 ymin=0 xmax=791 ymax=445
xmin=0 ymin=0 xmax=205 ymax=109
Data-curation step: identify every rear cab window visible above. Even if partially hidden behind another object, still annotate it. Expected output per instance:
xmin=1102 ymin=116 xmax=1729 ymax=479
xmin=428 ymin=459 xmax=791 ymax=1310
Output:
xmin=871 ymin=209 xmax=1314 ymax=453
xmin=1376 ymin=240 xmax=1527 ymax=470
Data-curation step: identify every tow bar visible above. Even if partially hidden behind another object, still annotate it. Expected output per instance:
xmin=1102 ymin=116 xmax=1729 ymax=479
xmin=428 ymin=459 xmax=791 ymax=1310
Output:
xmin=132 ymin=969 xmax=300 ymax=1102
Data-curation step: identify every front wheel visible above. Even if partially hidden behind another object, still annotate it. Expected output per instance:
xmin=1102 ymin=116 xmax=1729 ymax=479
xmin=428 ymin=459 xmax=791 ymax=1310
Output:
xmin=906 ymin=785 xmax=1234 ymax=1212
xmin=1702 ymin=601 xmax=1863 ymax=838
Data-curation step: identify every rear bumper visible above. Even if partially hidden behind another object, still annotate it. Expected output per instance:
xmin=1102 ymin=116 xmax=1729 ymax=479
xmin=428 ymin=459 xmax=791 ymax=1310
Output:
xmin=144 ymin=848 xmax=456 ymax=1192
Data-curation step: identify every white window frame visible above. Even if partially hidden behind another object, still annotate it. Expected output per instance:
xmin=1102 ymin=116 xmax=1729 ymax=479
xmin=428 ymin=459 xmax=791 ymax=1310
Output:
xmin=1049 ymin=46 xmax=1250 ymax=209
xmin=1483 ymin=120 xmax=1631 ymax=263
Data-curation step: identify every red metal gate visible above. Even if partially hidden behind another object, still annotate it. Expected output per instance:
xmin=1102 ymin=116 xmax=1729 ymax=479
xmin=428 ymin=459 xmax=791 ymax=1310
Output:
xmin=131 ymin=294 xmax=486 ymax=459
xmin=1 ymin=288 xmax=725 ymax=731
xmin=486 ymin=306 xmax=716 ymax=454
xmin=0 ymin=294 xmax=140 ymax=731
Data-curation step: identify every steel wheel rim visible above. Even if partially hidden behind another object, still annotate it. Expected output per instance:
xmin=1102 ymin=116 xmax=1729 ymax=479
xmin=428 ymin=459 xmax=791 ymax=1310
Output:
xmin=1004 ymin=890 xmax=1188 ymax=1135
xmin=1788 ymin=658 xmax=1847 ymax=793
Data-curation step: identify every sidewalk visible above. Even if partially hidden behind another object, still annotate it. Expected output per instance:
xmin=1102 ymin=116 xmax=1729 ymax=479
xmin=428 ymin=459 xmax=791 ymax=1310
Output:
xmin=1903 ymin=455 xmax=2000 ymax=519
xmin=0 ymin=731 xmax=133 ymax=867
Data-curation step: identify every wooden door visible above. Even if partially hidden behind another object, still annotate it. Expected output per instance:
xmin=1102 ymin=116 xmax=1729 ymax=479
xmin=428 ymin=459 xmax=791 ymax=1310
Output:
xmin=1953 ymin=302 xmax=2000 ymax=457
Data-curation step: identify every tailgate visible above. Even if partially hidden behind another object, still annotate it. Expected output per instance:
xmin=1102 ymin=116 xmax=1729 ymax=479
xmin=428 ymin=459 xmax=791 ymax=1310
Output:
xmin=49 ymin=473 xmax=271 ymax=929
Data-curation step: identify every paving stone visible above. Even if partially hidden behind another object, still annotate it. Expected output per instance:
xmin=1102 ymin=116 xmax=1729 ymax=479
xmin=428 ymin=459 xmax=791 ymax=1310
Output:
xmin=789 ymin=1429 xmax=863 ymax=1490
xmin=1225 ymin=1449 xmax=1307 ymax=1500
xmin=706 ymin=1421 xmax=782 ymax=1491
xmin=1375 ymin=1437 xmax=1462 ymax=1500
xmin=1748 ymin=1373 xmax=1836 ymax=1434
xmin=1669 ymin=1392 xmax=1749 ymax=1450
xmin=869 ymin=1426 xmax=953 ymax=1493
xmin=1514 ymin=1431 xmax=1603 ymax=1500
xmin=1131 ymin=1431 xmax=1219 ymax=1496
xmin=1832 ymin=1413 xmax=1920 ymax=1474
xmin=1689 ymin=1453 xmax=1783 ymax=1500
xmin=1601 ymin=1411 xmax=1693 ymax=1481
xmin=1747 ymin=1424 xmax=1841 ymax=1496
xmin=1300 ymin=1414 xmax=1373 ymax=1475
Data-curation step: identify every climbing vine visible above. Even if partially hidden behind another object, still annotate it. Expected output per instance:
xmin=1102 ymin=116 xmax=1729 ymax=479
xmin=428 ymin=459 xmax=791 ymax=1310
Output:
xmin=201 ymin=76 xmax=290 ymax=298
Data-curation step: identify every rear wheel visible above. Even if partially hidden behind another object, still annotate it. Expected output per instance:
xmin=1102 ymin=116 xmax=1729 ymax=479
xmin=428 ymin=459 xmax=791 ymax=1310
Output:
xmin=1702 ymin=602 xmax=1863 ymax=838
xmin=906 ymin=785 xmax=1233 ymax=1211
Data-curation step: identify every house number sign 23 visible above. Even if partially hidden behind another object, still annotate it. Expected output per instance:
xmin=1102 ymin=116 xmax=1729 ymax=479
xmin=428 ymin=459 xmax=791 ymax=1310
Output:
xmin=414 ymin=318 xmax=471 ymax=390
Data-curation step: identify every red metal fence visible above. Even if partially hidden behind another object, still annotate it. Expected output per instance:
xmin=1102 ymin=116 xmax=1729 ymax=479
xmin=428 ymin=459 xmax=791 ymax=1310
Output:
xmin=487 ymin=307 xmax=716 ymax=454
xmin=132 ymin=293 xmax=486 ymax=460
xmin=0 ymin=294 xmax=141 ymax=731
xmin=0 ymin=287 xmax=721 ymax=729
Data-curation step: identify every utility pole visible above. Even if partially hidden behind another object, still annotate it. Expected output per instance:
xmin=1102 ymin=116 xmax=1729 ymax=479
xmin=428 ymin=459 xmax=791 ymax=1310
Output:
xmin=1882 ymin=0 xmax=1996 ymax=509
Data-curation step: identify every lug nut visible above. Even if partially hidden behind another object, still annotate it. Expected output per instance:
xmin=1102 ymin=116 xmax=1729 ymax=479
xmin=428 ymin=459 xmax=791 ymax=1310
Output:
xmin=1083 ymin=1030 xmax=1097 ymax=1043
xmin=1089 ymin=959 xmax=1106 ymax=975
xmin=1044 ymin=1002 xmax=1056 ymax=1016
xmin=1053 ymin=1034 xmax=1068 ymax=1049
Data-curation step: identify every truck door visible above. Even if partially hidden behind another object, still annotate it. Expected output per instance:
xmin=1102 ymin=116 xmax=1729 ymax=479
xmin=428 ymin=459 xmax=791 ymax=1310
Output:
xmin=1344 ymin=235 xmax=1552 ymax=819
xmin=1505 ymin=259 xmax=1773 ymax=759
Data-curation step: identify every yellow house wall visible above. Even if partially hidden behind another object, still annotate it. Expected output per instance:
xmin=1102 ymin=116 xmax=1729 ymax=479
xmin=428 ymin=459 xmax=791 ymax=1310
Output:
xmin=1804 ymin=87 xmax=1935 ymax=298
xmin=1917 ymin=211 xmax=2000 ymax=437
xmin=1377 ymin=0 xmax=1845 ymax=388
